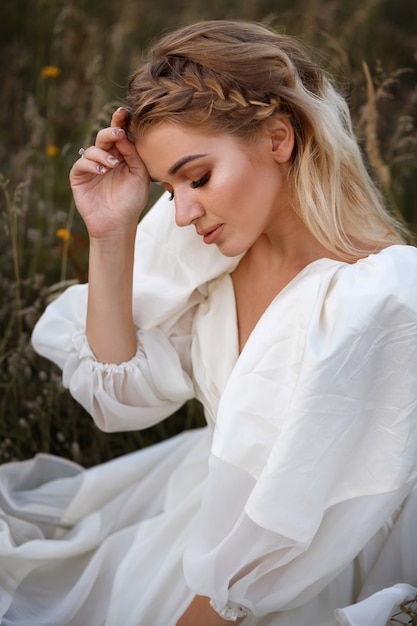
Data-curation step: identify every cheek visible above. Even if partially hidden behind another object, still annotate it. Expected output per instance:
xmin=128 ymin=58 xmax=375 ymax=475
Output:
xmin=213 ymin=157 xmax=256 ymax=199
xmin=209 ymin=172 xmax=247 ymax=220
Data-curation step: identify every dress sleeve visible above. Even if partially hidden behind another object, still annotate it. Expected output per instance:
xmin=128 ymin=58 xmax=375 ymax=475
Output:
xmin=32 ymin=192 xmax=241 ymax=432
xmin=183 ymin=245 xmax=417 ymax=616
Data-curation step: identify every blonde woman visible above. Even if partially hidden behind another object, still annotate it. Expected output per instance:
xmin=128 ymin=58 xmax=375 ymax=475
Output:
xmin=1 ymin=20 xmax=417 ymax=626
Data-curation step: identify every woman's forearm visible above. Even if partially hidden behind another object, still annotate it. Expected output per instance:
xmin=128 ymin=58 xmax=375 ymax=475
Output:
xmin=69 ymin=106 xmax=150 ymax=366
xmin=86 ymin=233 xmax=137 ymax=364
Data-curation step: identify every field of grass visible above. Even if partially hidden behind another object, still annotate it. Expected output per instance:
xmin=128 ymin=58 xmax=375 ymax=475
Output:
xmin=1 ymin=0 xmax=416 ymax=468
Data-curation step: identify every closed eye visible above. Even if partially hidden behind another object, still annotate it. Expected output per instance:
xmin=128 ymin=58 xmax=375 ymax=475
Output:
xmin=166 ymin=172 xmax=210 ymax=202
xmin=190 ymin=172 xmax=210 ymax=189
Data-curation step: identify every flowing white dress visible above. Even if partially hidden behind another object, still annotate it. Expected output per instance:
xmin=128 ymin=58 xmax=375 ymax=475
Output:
xmin=1 ymin=192 xmax=417 ymax=626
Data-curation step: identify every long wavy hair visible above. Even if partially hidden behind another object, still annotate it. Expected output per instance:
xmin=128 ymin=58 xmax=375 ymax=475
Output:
xmin=127 ymin=20 xmax=407 ymax=261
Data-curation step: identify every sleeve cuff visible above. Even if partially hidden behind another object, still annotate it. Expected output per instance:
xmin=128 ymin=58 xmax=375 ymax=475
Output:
xmin=209 ymin=598 xmax=252 ymax=621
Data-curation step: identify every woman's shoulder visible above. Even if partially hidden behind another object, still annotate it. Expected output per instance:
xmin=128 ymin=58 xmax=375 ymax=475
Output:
xmin=323 ymin=244 xmax=417 ymax=314
xmin=349 ymin=243 xmax=417 ymax=285
xmin=292 ymin=245 xmax=417 ymax=360
xmin=285 ymin=244 xmax=417 ymax=314
xmin=247 ymin=244 xmax=417 ymax=368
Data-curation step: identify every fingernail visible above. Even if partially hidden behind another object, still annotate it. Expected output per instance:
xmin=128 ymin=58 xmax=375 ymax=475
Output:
xmin=112 ymin=128 xmax=124 ymax=136
xmin=97 ymin=165 xmax=107 ymax=173
xmin=107 ymin=155 xmax=119 ymax=166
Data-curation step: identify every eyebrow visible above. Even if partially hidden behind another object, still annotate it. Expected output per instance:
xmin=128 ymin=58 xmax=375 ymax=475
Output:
xmin=168 ymin=153 xmax=208 ymax=176
xmin=149 ymin=153 xmax=208 ymax=183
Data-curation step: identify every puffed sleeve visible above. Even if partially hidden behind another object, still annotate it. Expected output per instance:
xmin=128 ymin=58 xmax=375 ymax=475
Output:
xmin=183 ymin=245 xmax=417 ymax=617
xmin=32 ymin=192 xmax=241 ymax=432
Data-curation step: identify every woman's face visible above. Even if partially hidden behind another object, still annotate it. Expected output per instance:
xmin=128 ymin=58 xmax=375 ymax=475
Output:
xmin=135 ymin=122 xmax=293 ymax=257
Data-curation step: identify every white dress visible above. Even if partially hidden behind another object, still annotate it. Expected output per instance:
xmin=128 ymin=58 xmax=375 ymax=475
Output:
xmin=1 ymin=193 xmax=417 ymax=626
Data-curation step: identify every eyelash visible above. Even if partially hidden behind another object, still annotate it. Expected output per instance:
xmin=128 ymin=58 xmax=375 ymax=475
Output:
xmin=190 ymin=172 xmax=210 ymax=189
xmin=167 ymin=173 xmax=210 ymax=202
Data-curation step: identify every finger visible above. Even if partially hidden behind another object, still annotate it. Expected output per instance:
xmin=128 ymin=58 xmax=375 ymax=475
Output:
xmin=70 ymin=147 xmax=119 ymax=180
xmin=95 ymin=126 xmax=127 ymax=153
xmin=82 ymin=145 xmax=121 ymax=170
xmin=71 ymin=157 xmax=108 ymax=179
xmin=111 ymin=107 xmax=128 ymax=130
xmin=95 ymin=127 xmax=145 ymax=173
xmin=70 ymin=156 xmax=107 ymax=182
xmin=94 ymin=127 xmax=138 ymax=164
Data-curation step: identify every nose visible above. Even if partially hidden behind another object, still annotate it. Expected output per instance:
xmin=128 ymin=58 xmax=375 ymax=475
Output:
xmin=174 ymin=192 xmax=205 ymax=228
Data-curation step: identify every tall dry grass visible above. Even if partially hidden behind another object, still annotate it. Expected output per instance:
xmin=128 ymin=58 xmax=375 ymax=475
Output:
xmin=388 ymin=596 xmax=417 ymax=625
xmin=0 ymin=0 xmax=416 ymax=468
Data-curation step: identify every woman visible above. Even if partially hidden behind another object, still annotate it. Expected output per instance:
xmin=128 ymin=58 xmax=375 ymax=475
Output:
xmin=1 ymin=20 xmax=416 ymax=626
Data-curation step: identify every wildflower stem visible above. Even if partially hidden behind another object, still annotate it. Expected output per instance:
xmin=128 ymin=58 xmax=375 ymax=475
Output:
xmin=1 ymin=179 xmax=23 ymax=337
xmin=60 ymin=199 xmax=76 ymax=282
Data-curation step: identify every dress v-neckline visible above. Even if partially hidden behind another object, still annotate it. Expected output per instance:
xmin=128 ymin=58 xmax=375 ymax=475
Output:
xmin=227 ymin=256 xmax=344 ymax=357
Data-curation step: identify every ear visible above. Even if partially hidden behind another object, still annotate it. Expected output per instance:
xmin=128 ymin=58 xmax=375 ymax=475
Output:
xmin=264 ymin=117 xmax=294 ymax=164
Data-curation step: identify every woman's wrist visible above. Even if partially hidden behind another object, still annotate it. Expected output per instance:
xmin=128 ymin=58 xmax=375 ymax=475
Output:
xmin=88 ymin=227 xmax=137 ymax=252
xmin=209 ymin=599 xmax=251 ymax=622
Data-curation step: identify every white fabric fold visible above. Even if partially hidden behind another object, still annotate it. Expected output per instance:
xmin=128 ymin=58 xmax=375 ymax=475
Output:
xmin=0 ymin=429 xmax=208 ymax=625
xmin=32 ymin=284 xmax=198 ymax=431
xmin=335 ymin=583 xmax=417 ymax=626
xmin=183 ymin=454 xmax=416 ymax=617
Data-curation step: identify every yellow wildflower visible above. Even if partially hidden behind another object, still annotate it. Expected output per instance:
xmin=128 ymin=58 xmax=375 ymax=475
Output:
xmin=41 ymin=66 xmax=61 ymax=78
xmin=46 ymin=145 xmax=59 ymax=156
xmin=56 ymin=228 xmax=72 ymax=241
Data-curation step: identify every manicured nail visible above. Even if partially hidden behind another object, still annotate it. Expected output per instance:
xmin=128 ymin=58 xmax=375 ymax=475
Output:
xmin=112 ymin=128 xmax=124 ymax=136
xmin=97 ymin=165 xmax=107 ymax=173
xmin=107 ymin=155 xmax=119 ymax=166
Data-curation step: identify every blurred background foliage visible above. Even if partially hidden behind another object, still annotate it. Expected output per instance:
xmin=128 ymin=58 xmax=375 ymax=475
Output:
xmin=0 ymin=0 xmax=416 ymax=466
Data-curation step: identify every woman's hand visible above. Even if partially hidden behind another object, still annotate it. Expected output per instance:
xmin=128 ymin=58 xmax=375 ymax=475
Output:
xmin=69 ymin=107 xmax=150 ymax=241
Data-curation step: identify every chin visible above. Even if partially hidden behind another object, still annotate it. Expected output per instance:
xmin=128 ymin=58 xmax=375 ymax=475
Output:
xmin=216 ymin=241 xmax=248 ymax=258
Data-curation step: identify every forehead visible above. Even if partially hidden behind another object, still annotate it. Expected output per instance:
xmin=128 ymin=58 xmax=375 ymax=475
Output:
xmin=136 ymin=122 xmax=223 ymax=148
xmin=135 ymin=122 xmax=255 ymax=162
xmin=135 ymin=123 xmax=246 ymax=177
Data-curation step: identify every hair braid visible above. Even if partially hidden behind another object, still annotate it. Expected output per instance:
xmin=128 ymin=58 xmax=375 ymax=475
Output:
xmin=129 ymin=57 xmax=286 ymax=138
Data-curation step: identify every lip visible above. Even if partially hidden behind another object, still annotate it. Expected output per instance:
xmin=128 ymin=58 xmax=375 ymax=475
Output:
xmin=198 ymin=224 xmax=224 ymax=245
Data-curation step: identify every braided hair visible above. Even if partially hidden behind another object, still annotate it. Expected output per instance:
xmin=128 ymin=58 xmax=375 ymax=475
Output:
xmin=127 ymin=20 xmax=406 ymax=260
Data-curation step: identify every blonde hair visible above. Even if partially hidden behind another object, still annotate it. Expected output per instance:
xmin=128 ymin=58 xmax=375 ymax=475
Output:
xmin=127 ymin=20 xmax=407 ymax=261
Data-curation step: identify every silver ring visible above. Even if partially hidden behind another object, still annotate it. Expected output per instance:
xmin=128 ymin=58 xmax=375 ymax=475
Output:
xmin=78 ymin=148 xmax=86 ymax=157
